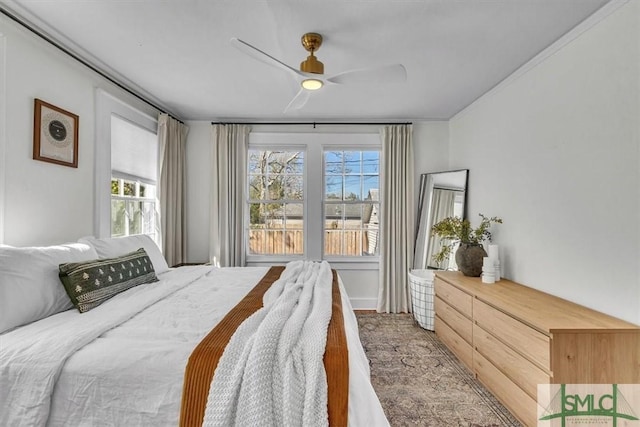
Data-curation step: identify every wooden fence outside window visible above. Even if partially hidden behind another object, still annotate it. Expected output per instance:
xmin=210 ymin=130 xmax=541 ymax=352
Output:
xmin=248 ymin=227 xmax=378 ymax=256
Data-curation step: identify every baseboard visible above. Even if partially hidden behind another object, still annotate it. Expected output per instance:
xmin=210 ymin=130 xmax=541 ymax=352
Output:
xmin=349 ymin=298 xmax=378 ymax=310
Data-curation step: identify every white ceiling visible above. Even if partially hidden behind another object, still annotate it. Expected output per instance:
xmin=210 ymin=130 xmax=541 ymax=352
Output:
xmin=1 ymin=0 xmax=611 ymax=121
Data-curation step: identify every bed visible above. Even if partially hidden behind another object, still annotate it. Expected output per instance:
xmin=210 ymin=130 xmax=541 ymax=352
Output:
xmin=0 ymin=235 xmax=389 ymax=427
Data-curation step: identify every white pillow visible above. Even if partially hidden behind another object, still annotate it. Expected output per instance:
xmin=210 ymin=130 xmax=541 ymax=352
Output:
xmin=79 ymin=235 xmax=169 ymax=274
xmin=0 ymin=243 xmax=99 ymax=334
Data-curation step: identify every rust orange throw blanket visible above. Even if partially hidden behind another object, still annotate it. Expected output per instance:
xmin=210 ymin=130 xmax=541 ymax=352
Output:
xmin=180 ymin=266 xmax=348 ymax=427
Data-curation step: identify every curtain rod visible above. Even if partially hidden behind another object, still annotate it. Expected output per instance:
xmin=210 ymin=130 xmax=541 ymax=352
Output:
xmin=0 ymin=7 xmax=184 ymax=124
xmin=211 ymin=122 xmax=413 ymax=128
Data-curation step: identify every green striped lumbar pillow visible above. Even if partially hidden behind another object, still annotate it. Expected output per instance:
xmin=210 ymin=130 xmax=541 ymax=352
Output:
xmin=59 ymin=248 xmax=158 ymax=313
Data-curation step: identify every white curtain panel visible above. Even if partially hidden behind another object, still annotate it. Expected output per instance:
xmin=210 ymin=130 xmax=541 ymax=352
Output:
xmin=158 ymin=114 xmax=189 ymax=267
xmin=210 ymin=124 xmax=250 ymax=267
xmin=377 ymin=124 xmax=414 ymax=313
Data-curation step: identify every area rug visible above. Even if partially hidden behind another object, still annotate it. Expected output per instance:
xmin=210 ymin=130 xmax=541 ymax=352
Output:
xmin=356 ymin=313 xmax=522 ymax=427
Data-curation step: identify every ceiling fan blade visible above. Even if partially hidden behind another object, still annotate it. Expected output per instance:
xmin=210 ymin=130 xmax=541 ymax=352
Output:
xmin=284 ymin=89 xmax=311 ymax=113
xmin=326 ymin=64 xmax=407 ymax=85
xmin=230 ymin=38 xmax=303 ymax=78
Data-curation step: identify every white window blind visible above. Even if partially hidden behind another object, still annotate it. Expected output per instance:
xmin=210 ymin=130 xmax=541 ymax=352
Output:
xmin=111 ymin=114 xmax=158 ymax=184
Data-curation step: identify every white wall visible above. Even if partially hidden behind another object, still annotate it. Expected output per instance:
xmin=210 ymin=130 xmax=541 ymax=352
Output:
xmin=184 ymin=121 xmax=450 ymax=309
xmin=449 ymin=1 xmax=640 ymax=324
xmin=0 ymin=15 xmax=157 ymax=246
xmin=0 ymin=31 xmax=6 ymax=244
xmin=412 ymin=120 xmax=450 ymax=208
xmin=185 ymin=120 xmax=212 ymax=263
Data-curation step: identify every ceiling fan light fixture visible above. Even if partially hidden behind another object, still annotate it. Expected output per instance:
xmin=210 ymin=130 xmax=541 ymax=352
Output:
xmin=301 ymin=78 xmax=323 ymax=91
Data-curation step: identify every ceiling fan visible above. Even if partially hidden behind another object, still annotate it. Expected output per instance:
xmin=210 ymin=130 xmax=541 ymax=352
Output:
xmin=230 ymin=33 xmax=407 ymax=112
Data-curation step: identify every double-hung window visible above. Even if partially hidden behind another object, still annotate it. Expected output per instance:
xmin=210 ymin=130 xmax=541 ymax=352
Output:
xmin=95 ymin=90 xmax=159 ymax=243
xmin=246 ymin=132 xmax=380 ymax=264
xmin=109 ymin=114 xmax=159 ymax=242
xmin=324 ymin=150 xmax=380 ymax=256
xmin=247 ymin=149 xmax=304 ymax=255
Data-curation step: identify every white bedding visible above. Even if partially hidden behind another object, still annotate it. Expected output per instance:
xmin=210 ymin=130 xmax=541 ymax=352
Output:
xmin=0 ymin=265 xmax=389 ymax=427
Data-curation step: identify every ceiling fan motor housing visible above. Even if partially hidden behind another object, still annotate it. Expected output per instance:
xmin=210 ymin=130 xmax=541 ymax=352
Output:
xmin=301 ymin=55 xmax=324 ymax=74
xmin=300 ymin=32 xmax=324 ymax=74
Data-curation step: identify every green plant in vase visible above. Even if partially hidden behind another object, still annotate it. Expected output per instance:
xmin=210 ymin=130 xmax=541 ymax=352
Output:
xmin=431 ymin=214 xmax=502 ymax=276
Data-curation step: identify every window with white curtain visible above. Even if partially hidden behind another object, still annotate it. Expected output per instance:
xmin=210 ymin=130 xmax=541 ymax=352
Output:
xmin=109 ymin=115 xmax=159 ymax=242
xmin=246 ymin=132 xmax=381 ymax=265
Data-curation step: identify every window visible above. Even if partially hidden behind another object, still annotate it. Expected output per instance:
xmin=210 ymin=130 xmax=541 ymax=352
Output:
xmin=324 ymin=151 xmax=380 ymax=256
xmin=109 ymin=114 xmax=159 ymax=242
xmin=95 ymin=89 xmax=159 ymax=241
xmin=247 ymin=150 xmax=304 ymax=255
xmin=94 ymin=88 xmax=160 ymax=243
xmin=246 ymin=132 xmax=381 ymax=263
xmin=110 ymin=178 xmax=157 ymax=239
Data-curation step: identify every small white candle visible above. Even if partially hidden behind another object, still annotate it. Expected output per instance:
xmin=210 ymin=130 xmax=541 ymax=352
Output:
xmin=483 ymin=256 xmax=492 ymax=267
xmin=482 ymin=270 xmax=495 ymax=284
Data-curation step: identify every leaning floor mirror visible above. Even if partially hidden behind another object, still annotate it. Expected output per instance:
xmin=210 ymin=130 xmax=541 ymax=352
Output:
xmin=413 ymin=169 xmax=469 ymax=270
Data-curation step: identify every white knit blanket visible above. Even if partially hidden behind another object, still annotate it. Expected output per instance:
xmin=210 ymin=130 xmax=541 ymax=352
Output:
xmin=202 ymin=260 xmax=334 ymax=427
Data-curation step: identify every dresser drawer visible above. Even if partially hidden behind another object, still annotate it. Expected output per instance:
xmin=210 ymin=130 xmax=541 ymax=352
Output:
xmin=474 ymin=351 xmax=538 ymax=427
xmin=434 ymin=278 xmax=472 ymax=318
xmin=474 ymin=324 xmax=551 ymax=399
xmin=474 ymin=299 xmax=550 ymax=370
xmin=435 ymin=296 xmax=472 ymax=344
xmin=435 ymin=315 xmax=473 ymax=371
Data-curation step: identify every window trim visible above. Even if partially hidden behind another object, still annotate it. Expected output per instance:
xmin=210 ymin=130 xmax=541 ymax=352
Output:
xmin=245 ymin=142 xmax=308 ymax=263
xmin=246 ymin=146 xmax=306 ymax=258
xmin=245 ymin=132 xmax=381 ymax=265
xmin=95 ymin=89 xmax=157 ymax=238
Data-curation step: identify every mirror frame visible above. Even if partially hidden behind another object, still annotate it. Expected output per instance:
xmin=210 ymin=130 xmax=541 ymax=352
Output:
xmin=413 ymin=169 xmax=469 ymax=270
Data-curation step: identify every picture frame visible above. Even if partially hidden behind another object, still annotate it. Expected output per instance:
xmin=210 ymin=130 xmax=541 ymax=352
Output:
xmin=33 ymin=98 xmax=79 ymax=168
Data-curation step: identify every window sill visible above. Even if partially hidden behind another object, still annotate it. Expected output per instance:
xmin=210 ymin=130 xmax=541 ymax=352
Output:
xmin=245 ymin=257 xmax=380 ymax=271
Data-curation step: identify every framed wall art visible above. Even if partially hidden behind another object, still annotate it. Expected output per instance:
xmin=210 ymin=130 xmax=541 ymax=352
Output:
xmin=33 ymin=98 xmax=79 ymax=168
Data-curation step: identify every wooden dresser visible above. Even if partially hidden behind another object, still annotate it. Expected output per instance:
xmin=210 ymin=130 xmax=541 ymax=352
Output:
xmin=434 ymin=271 xmax=640 ymax=427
